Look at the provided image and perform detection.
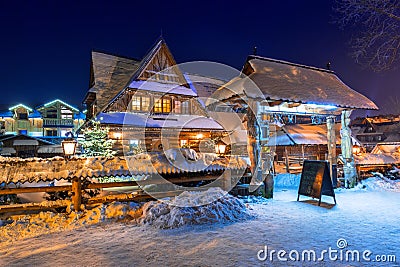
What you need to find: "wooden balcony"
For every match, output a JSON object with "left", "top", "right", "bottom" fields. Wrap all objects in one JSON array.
[{"left": 43, "top": 118, "right": 74, "bottom": 127}]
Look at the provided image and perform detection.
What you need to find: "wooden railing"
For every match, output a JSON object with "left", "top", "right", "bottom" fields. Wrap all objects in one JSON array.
[
  {"left": 43, "top": 118, "right": 74, "bottom": 127},
  {"left": 0, "top": 170, "right": 243, "bottom": 214}
]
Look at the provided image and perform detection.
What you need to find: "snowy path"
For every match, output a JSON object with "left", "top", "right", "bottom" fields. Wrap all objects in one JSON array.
[{"left": 1, "top": 188, "right": 399, "bottom": 267}]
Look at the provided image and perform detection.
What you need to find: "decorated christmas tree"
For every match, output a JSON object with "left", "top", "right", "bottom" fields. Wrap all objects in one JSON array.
[{"left": 80, "top": 120, "right": 116, "bottom": 157}]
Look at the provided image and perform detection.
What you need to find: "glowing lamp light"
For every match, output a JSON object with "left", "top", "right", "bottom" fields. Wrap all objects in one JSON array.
[
  {"left": 62, "top": 132, "right": 77, "bottom": 157},
  {"left": 352, "top": 145, "right": 361, "bottom": 155},
  {"left": 215, "top": 140, "right": 226, "bottom": 155},
  {"left": 196, "top": 133, "right": 204, "bottom": 139},
  {"left": 61, "top": 138, "right": 77, "bottom": 157},
  {"left": 114, "top": 132, "right": 122, "bottom": 140}
]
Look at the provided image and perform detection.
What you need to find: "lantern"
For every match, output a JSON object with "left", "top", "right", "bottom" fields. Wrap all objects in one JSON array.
[
  {"left": 215, "top": 140, "right": 226, "bottom": 155},
  {"left": 62, "top": 132, "right": 77, "bottom": 157}
]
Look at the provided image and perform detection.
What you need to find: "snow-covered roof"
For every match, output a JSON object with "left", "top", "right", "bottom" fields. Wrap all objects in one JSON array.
[
  {"left": 13, "top": 140, "right": 39, "bottom": 146},
  {"left": 370, "top": 143, "right": 400, "bottom": 154},
  {"left": 36, "top": 99, "right": 79, "bottom": 113},
  {"left": 97, "top": 112, "right": 224, "bottom": 130},
  {"left": 128, "top": 80, "right": 197, "bottom": 96},
  {"left": 269, "top": 123, "right": 341, "bottom": 146},
  {"left": 212, "top": 56, "right": 378, "bottom": 110},
  {"left": 0, "top": 110, "right": 13, "bottom": 118},
  {"left": 28, "top": 110, "right": 42, "bottom": 118},
  {"left": 354, "top": 153, "right": 400, "bottom": 165},
  {"left": 0, "top": 147, "right": 16, "bottom": 155},
  {"left": 74, "top": 112, "right": 86, "bottom": 120},
  {"left": 9, "top": 104, "right": 33, "bottom": 112},
  {"left": 184, "top": 73, "right": 227, "bottom": 98},
  {"left": 84, "top": 51, "right": 142, "bottom": 111},
  {"left": 0, "top": 153, "right": 247, "bottom": 184}
]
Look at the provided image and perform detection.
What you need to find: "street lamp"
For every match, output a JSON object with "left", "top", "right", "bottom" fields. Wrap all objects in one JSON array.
[
  {"left": 215, "top": 140, "right": 226, "bottom": 155},
  {"left": 352, "top": 145, "right": 362, "bottom": 155},
  {"left": 62, "top": 131, "right": 77, "bottom": 157}
]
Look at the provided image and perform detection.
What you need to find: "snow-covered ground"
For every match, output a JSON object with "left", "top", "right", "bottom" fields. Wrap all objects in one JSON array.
[{"left": 0, "top": 175, "right": 399, "bottom": 267}]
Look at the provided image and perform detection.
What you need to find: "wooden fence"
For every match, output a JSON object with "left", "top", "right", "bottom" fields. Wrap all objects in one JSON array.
[{"left": 0, "top": 155, "right": 247, "bottom": 214}]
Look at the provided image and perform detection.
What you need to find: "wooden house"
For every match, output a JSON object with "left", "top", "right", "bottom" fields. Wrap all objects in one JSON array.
[
  {"left": 0, "top": 100, "right": 85, "bottom": 145},
  {"left": 82, "top": 38, "right": 224, "bottom": 153},
  {"left": 208, "top": 55, "right": 377, "bottom": 185},
  {"left": 36, "top": 99, "right": 85, "bottom": 143},
  {"left": 351, "top": 116, "right": 400, "bottom": 152}
]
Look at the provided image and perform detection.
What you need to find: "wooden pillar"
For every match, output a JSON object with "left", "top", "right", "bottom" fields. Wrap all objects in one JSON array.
[
  {"left": 246, "top": 99, "right": 263, "bottom": 193},
  {"left": 326, "top": 116, "right": 337, "bottom": 178},
  {"left": 72, "top": 177, "right": 82, "bottom": 211},
  {"left": 340, "top": 110, "right": 357, "bottom": 187},
  {"left": 222, "top": 169, "right": 232, "bottom": 192},
  {"left": 284, "top": 146, "right": 289, "bottom": 173}
]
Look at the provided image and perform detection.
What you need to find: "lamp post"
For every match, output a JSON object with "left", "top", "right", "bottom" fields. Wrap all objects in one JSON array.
[
  {"left": 215, "top": 140, "right": 226, "bottom": 156},
  {"left": 61, "top": 132, "right": 77, "bottom": 158},
  {"left": 61, "top": 131, "right": 81, "bottom": 211}
]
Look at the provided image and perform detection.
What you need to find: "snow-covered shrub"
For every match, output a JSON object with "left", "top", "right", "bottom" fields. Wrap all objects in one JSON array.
[{"left": 139, "top": 188, "right": 253, "bottom": 229}]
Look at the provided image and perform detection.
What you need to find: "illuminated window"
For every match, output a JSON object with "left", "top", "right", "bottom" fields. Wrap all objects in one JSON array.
[
  {"left": 131, "top": 96, "right": 151, "bottom": 112},
  {"left": 180, "top": 139, "right": 188, "bottom": 147},
  {"left": 154, "top": 97, "right": 172, "bottom": 113},
  {"left": 61, "top": 108, "right": 73, "bottom": 119},
  {"left": 174, "top": 100, "right": 181, "bottom": 113},
  {"left": 131, "top": 96, "right": 141, "bottom": 111},
  {"left": 181, "top": 101, "right": 190, "bottom": 114},
  {"left": 141, "top": 96, "right": 150, "bottom": 111}
]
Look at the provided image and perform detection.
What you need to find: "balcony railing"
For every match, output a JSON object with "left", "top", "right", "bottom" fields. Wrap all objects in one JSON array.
[{"left": 43, "top": 118, "right": 74, "bottom": 127}]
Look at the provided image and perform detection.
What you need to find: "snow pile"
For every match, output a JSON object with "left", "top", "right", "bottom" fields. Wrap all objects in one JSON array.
[
  {"left": 0, "top": 201, "right": 140, "bottom": 243},
  {"left": 359, "top": 176, "right": 400, "bottom": 192},
  {"left": 140, "top": 188, "right": 253, "bottom": 229},
  {"left": 237, "top": 195, "right": 269, "bottom": 204},
  {"left": 273, "top": 173, "right": 301, "bottom": 189}
]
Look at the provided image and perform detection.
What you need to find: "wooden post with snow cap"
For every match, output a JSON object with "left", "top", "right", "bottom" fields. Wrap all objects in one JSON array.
[
  {"left": 222, "top": 168, "right": 232, "bottom": 192},
  {"left": 341, "top": 110, "right": 357, "bottom": 188},
  {"left": 326, "top": 116, "right": 337, "bottom": 180},
  {"left": 72, "top": 177, "right": 82, "bottom": 211}
]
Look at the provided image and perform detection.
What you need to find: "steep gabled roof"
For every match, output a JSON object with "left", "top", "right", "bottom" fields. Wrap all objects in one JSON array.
[
  {"left": 36, "top": 99, "right": 79, "bottom": 113},
  {"left": 86, "top": 38, "right": 192, "bottom": 115},
  {"left": 212, "top": 55, "right": 378, "bottom": 110},
  {"left": 84, "top": 51, "right": 141, "bottom": 111}
]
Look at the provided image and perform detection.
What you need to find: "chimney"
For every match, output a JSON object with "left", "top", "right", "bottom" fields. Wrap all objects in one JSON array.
[
  {"left": 253, "top": 46, "right": 257, "bottom": 56},
  {"left": 326, "top": 62, "right": 331, "bottom": 70}
]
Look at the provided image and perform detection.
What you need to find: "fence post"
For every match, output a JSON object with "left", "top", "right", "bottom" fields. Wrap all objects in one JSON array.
[
  {"left": 72, "top": 177, "right": 82, "bottom": 211},
  {"left": 222, "top": 169, "right": 232, "bottom": 192}
]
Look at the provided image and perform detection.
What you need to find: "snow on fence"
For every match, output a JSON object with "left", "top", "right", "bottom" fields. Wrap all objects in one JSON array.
[{"left": 0, "top": 154, "right": 247, "bottom": 214}]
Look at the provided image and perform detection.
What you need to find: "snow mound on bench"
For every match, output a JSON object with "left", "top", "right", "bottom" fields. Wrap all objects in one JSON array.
[{"left": 140, "top": 188, "right": 253, "bottom": 229}]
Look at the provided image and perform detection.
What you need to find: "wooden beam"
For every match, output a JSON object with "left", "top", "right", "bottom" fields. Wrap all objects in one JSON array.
[
  {"left": 0, "top": 200, "right": 69, "bottom": 214},
  {"left": 0, "top": 185, "right": 72, "bottom": 195}
]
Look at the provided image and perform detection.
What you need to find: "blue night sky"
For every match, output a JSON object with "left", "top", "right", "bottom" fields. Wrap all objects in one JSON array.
[{"left": 0, "top": 0, "right": 399, "bottom": 116}]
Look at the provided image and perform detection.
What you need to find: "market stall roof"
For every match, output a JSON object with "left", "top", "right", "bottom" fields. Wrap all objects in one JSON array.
[
  {"left": 212, "top": 56, "right": 378, "bottom": 110},
  {"left": 97, "top": 112, "right": 224, "bottom": 130},
  {"left": 13, "top": 140, "right": 39, "bottom": 146},
  {"left": 371, "top": 143, "right": 400, "bottom": 154},
  {"left": 354, "top": 153, "right": 400, "bottom": 165},
  {"left": 0, "top": 153, "right": 247, "bottom": 184},
  {"left": 268, "top": 123, "right": 342, "bottom": 146}
]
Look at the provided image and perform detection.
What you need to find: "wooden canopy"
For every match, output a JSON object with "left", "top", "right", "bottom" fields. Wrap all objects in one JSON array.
[{"left": 212, "top": 56, "right": 378, "bottom": 110}]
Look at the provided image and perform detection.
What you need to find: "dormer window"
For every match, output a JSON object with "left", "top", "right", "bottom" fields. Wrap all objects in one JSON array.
[
  {"left": 130, "top": 96, "right": 150, "bottom": 112},
  {"left": 154, "top": 97, "right": 171, "bottom": 113}
]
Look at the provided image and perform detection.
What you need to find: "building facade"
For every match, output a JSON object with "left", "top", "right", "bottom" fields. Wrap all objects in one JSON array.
[
  {"left": 0, "top": 99, "right": 85, "bottom": 144},
  {"left": 82, "top": 38, "right": 225, "bottom": 154}
]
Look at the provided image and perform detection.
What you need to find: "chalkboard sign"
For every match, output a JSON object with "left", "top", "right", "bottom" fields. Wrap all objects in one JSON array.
[{"left": 297, "top": 160, "right": 336, "bottom": 206}]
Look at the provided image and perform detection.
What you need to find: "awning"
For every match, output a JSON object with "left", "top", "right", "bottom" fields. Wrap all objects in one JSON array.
[{"left": 13, "top": 140, "right": 39, "bottom": 146}]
